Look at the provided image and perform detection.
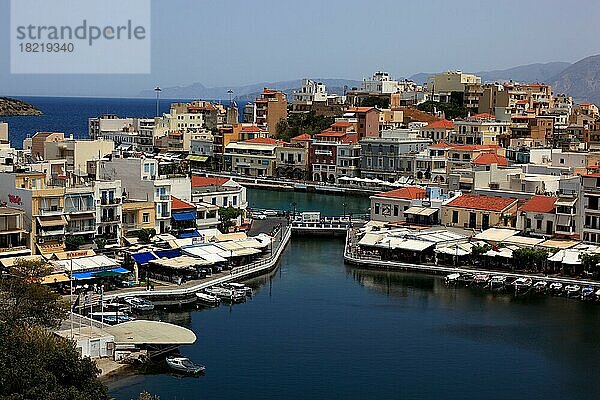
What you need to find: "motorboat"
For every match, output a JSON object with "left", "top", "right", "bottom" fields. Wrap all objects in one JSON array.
[
  {"left": 457, "top": 274, "right": 474, "bottom": 286},
  {"left": 488, "top": 275, "right": 508, "bottom": 290},
  {"left": 533, "top": 281, "right": 548, "bottom": 293},
  {"left": 166, "top": 356, "right": 205, "bottom": 374},
  {"left": 103, "top": 301, "right": 131, "bottom": 313},
  {"left": 580, "top": 285, "right": 595, "bottom": 301},
  {"left": 472, "top": 274, "right": 490, "bottom": 286},
  {"left": 548, "top": 282, "right": 563, "bottom": 294},
  {"left": 196, "top": 292, "right": 220, "bottom": 307},
  {"left": 445, "top": 273, "right": 461, "bottom": 284},
  {"left": 89, "top": 311, "right": 134, "bottom": 325},
  {"left": 124, "top": 297, "right": 155, "bottom": 311},
  {"left": 565, "top": 284, "right": 581, "bottom": 298},
  {"left": 205, "top": 287, "right": 246, "bottom": 303},
  {"left": 222, "top": 282, "right": 253, "bottom": 296},
  {"left": 513, "top": 277, "right": 533, "bottom": 294}
]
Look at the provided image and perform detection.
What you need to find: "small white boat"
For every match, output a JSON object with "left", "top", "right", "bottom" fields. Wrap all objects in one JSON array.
[
  {"left": 533, "top": 281, "right": 548, "bottom": 293},
  {"left": 445, "top": 273, "right": 461, "bottom": 284},
  {"left": 565, "top": 284, "right": 581, "bottom": 298},
  {"left": 549, "top": 282, "right": 563, "bottom": 294},
  {"left": 222, "top": 282, "right": 253, "bottom": 296},
  {"left": 166, "top": 356, "right": 205, "bottom": 374},
  {"left": 489, "top": 275, "right": 508, "bottom": 290},
  {"left": 513, "top": 277, "right": 533, "bottom": 294},
  {"left": 472, "top": 274, "right": 490, "bottom": 286},
  {"left": 124, "top": 297, "right": 155, "bottom": 311},
  {"left": 205, "top": 287, "right": 246, "bottom": 303},
  {"left": 196, "top": 292, "right": 220, "bottom": 306},
  {"left": 581, "top": 285, "right": 595, "bottom": 300},
  {"left": 89, "top": 311, "right": 134, "bottom": 325}
]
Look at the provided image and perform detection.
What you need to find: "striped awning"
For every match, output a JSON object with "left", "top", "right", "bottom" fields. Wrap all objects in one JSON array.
[{"left": 185, "top": 155, "right": 209, "bottom": 162}]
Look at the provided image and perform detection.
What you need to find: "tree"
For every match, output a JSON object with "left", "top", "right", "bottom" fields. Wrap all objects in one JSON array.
[
  {"left": 137, "top": 228, "right": 156, "bottom": 244},
  {"left": 274, "top": 111, "right": 335, "bottom": 142},
  {"left": 360, "top": 96, "right": 389, "bottom": 108},
  {"left": 95, "top": 238, "right": 107, "bottom": 250},
  {"left": 65, "top": 235, "right": 85, "bottom": 251},
  {"left": 0, "top": 259, "right": 109, "bottom": 400},
  {"left": 512, "top": 248, "right": 549, "bottom": 272},
  {"left": 417, "top": 99, "right": 470, "bottom": 119},
  {"left": 580, "top": 253, "right": 600, "bottom": 275},
  {"left": 219, "top": 206, "right": 243, "bottom": 233}
]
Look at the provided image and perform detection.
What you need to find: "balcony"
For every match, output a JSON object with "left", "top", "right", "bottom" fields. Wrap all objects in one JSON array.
[
  {"left": 158, "top": 194, "right": 170, "bottom": 201},
  {"left": 100, "top": 197, "right": 122, "bottom": 206},
  {"left": 66, "top": 225, "right": 96, "bottom": 235},
  {"left": 64, "top": 206, "right": 95, "bottom": 214},
  {"left": 39, "top": 227, "right": 65, "bottom": 237},
  {"left": 100, "top": 215, "right": 121, "bottom": 223},
  {"left": 38, "top": 208, "right": 64, "bottom": 216}
]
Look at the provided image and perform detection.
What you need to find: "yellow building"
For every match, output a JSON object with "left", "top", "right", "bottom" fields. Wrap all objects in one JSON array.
[
  {"left": 441, "top": 194, "right": 518, "bottom": 230},
  {"left": 430, "top": 71, "right": 481, "bottom": 94},
  {"left": 122, "top": 201, "right": 156, "bottom": 238}
]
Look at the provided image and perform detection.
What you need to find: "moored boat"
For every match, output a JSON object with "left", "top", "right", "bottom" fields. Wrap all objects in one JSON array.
[
  {"left": 205, "top": 287, "right": 246, "bottom": 303},
  {"left": 513, "top": 277, "right": 533, "bottom": 294},
  {"left": 445, "top": 273, "right": 461, "bottom": 284},
  {"left": 457, "top": 273, "right": 474, "bottom": 286},
  {"left": 533, "top": 281, "right": 548, "bottom": 293},
  {"left": 472, "top": 274, "right": 490, "bottom": 286},
  {"left": 222, "top": 282, "right": 253, "bottom": 296},
  {"left": 196, "top": 292, "right": 220, "bottom": 306},
  {"left": 565, "top": 284, "right": 581, "bottom": 298},
  {"left": 548, "top": 282, "right": 563, "bottom": 294},
  {"left": 124, "top": 297, "right": 155, "bottom": 311},
  {"left": 488, "top": 275, "right": 508, "bottom": 290},
  {"left": 580, "top": 285, "right": 595, "bottom": 301},
  {"left": 166, "top": 356, "right": 205, "bottom": 374},
  {"left": 89, "top": 311, "right": 134, "bottom": 325}
]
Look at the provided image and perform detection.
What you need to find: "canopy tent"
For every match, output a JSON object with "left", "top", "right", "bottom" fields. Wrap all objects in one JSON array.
[
  {"left": 131, "top": 252, "right": 157, "bottom": 266},
  {"left": 41, "top": 273, "right": 70, "bottom": 285},
  {"left": 548, "top": 249, "right": 582, "bottom": 265},
  {"left": 55, "top": 255, "right": 119, "bottom": 272},
  {"left": 179, "top": 230, "right": 201, "bottom": 239},
  {"left": 172, "top": 211, "right": 196, "bottom": 221},
  {"left": 435, "top": 244, "right": 471, "bottom": 257},
  {"left": 185, "top": 155, "right": 209, "bottom": 162},
  {"left": 71, "top": 267, "right": 129, "bottom": 281},
  {"left": 149, "top": 255, "right": 211, "bottom": 270},
  {"left": 404, "top": 206, "right": 438, "bottom": 217},
  {"left": 484, "top": 247, "right": 514, "bottom": 259}
]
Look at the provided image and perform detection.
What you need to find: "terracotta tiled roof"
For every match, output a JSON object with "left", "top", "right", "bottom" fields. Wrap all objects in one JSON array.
[
  {"left": 331, "top": 121, "right": 354, "bottom": 128},
  {"left": 583, "top": 172, "right": 600, "bottom": 178},
  {"left": 429, "top": 142, "right": 452, "bottom": 149},
  {"left": 171, "top": 196, "right": 195, "bottom": 210},
  {"left": 240, "top": 125, "right": 265, "bottom": 133},
  {"left": 191, "top": 176, "right": 229, "bottom": 187},
  {"left": 449, "top": 144, "right": 499, "bottom": 151},
  {"left": 291, "top": 133, "right": 312, "bottom": 141},
  {"left": 347, "top": 106, "right": 377, "bottom": 113},
  {"left": 469, "top": 113, "right": 496, "bottom": 120},
  {"left": 446, "top": 194, "right": 517, "bottom": 212},
  {"left": 243, "top": 137, "right": 285, "bottom": 145},
  {"left": 316, "top": 131, "right": 346, "bottom": 138},
  {"left": 519, "top": 195, "right": 557, "bottom": 213},
  {"left": 397, "top": 107, "right": 440, "bottom": 123},
  {"left": 426, "top": 119, "right": 454, "bottom": 129},
  {"left": 473, "top": 153, "right": 508, "bottom": 167},
  {"left": 375, "top": 186, "right": 426, "bottom": 200}
]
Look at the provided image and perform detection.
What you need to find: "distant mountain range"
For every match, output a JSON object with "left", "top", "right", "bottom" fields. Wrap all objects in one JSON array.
[
  {"left": 549, "top": 54, "right": 600, "bottom": 104},
  {"left": 409, "top": 61, "right": 571, "bottom": 85},
  {"left": 139, "top": 55, "right": 600, "bottom": 105},
  {"left": 138, "top": 79, "right": 362, "bottom": 101}
]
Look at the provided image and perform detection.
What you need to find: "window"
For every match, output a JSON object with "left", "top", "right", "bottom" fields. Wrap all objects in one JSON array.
[
  {"left": 452, "top": 210, "right": 459, "bottom": 224},
  {"left": 232, "top": 196, "right": 237, "bottom": 206},
  {"left": 374, "top": 203, "right": 380, "bottom": 215},
  {"left": 211, "top": 197, "right": 216, "bottom": 205},
  {"left": 223, "top": 197, "right": 228, "bottom": 206},
  {"left": 142, "top": 213, "right": 149, "bottom": 223},
  {"left": 536, "top": 220, "right": 542, "bottom": 230},
  {"left": 526, "top": 218, "right": 532, "bottom": 229},
  {"left": 393, "top": 205, "right": 399, "bottom": 217}
]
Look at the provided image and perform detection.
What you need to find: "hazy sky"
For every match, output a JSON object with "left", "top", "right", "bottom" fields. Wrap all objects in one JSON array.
[{"left": 1, "top": 0, "right": 599, "bottom": 97}]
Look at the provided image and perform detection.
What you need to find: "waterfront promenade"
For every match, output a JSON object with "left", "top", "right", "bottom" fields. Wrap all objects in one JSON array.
[{"left": 103, "top": 224, "right": 291, "bottom": 301}]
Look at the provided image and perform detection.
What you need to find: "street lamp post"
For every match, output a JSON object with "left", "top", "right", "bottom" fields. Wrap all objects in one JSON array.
[{"left": 154, "top": 86, "right": 162, "bottom": 117}]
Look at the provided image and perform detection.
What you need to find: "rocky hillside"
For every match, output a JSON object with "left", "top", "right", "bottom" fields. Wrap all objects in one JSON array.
[
  {"left": 550, "top": 54, "right": 600, "bottom": 103},
  {"left": 0, "top": 97, "right": 42, "bottom": 116}
]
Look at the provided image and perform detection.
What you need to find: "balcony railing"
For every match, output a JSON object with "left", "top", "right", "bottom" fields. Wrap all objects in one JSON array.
[
  {"left": 100, "top": 215, "right": 121, "bottom": 223},
  {"left": 38, "top": 208, "right": 64, "bottom": 216},
  {"left": 64, "top": 206, "right": 95, "bottom": 214},
  {"left": 100, "top": 198, "right": 122, "bottom": 205}
]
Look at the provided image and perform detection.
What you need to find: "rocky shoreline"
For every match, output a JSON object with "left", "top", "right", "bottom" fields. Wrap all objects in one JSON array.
[{"left": 0, "top": 97, "right": 42, "bottom": 116}]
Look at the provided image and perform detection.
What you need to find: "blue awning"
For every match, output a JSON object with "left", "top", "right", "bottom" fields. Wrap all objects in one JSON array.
[
  {"left": 179, "top": 230, "right": 200, "bottom": 239},
  {"left": 172, "top": 211, "right": 196, "bottom": 221},
  {"left": 132, "top": 252, "right": 157, "bottom": 265},
  {"left": 72, "top": 267, "right": 130, "bottom": 280},
  {"left": 154, "top": 249, "right": 181, "bottom": 259}
]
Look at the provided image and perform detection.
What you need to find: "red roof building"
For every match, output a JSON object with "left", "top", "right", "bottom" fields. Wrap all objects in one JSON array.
[
  {"left": 191, "top": 176, "right": 229, "bottom": 187},
  {"left": 375, "top": 186, "right": 426, "bottom": 200},
  {"left": 171, "top": 196, "right": 195, "bottom": 211},
  {"left": 426, "top": 119, "right": 455, "bottom": 129},
  {"left": 445, "top": 194, "right": 517, "bottom": 212},
  {"left": 519, "top": 195, "right": 557, "bottom": 213},
  {"left": 473, "top": 153, "right": 508, "bottom": 167}
]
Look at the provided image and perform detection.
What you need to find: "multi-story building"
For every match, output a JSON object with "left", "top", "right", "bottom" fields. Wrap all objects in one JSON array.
[
  {"left": 88, "top": 115, "right": 155, "bottom": 153},
  {"left": 63, "top": 186, "right": 96, "bottom": 246},
  {"left": 414, "top": 143, "right": 449, "bottom": 185},
  {"left": 255, "top": 88, "right": 287, "bottom": 131},
  {"left": 309, "top": 131, "right": 360, "bottom": 183},
  {"left": 370, "top": 186, "right": 426, "bottom": 223},
  {"left": 516, "top": 195, "right": 557, "bottom": 237},
  {"left": 441, "top": 194, "right": 518, "bottom": 230},
  {"left": 0, "top": 206, "right": 30, "bottom": 259},
  {"left": 419, "top": 119, "right": 455, "bottom": 142},
  {"left": 451, "top": 114, "right": 510, "bottom": 146},
  {"left": 360, "top": 129, "right": 430, "bottom": 182},
  {"left": 345, "top": 107, "right": 380, "bottom": 139},
  {"left": 44, "top": 139, "right": 114, "bottom": 175},
  {"left": 94, "top": 180, "right": 123, "bottom": 245},
  {"left": 292, "top": 79, "right": 328, "bottom": 112},
  {"left": 225, "top": 137, "right": 282, "bottom": 177},
  {"left": 28, "top": 132, "right": 65, "bottom": 162},
  {"left": 275, "top": 143, "right": 308, "bottom": 180},
  {"left": 122, "top": 201, "right": 155, "bottom": 239},
  {"left": 582, "top": 172, "right": 600, "bottom": 243},
  {"left": 429, "top": 71, "right": 482, "bottom": 100},
  {"left": 190, "top": 176, "right": 247, "bottom": 229}
]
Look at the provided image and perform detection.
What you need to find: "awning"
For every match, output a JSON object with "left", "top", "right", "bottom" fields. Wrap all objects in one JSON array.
[
  {"left": 66, "top": 212, "right": 95, "bottom": 220},
  {"left": 72, "top": 267, "right": 130, "bottom": 280},
  {"left": 154, "top": 249, "right": 181, "bottom": 259},
  {"left": 132, "top": 252, "right": 157, "bottom": 265},
  {"left": 172, "top": 211, "right": 196, "bottom": 221},
  {"left": 555, "top": 198, "right": 577, "bottom": 207},
  {"left": 404, "top": 206, "right": 438, "bottom": 216},
  {"left": 185, "top": 155, "right": 209, "bottom": 162},
  {"left": 37, "top": 215, "right": 67, "bottom": 227},
  {"left": 41, "top": 273, "right": 70, "bottom": 284},
  {"left": 179, "top": 230, "right": 200, "bottom": 239}
]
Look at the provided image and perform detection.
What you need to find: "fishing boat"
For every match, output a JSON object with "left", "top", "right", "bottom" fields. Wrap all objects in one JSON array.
[
  {"left": 205, "top": 287, "right": 246, "bottom": 303},
  {"left": 533, "top": 281, "right": 548, "bottom": 293},
  {"left": 165, "top": 356, "right": 205, "bottom": 374},
  {"left": 457, "top": 273, "right": 474, "bottom": 286},
  {"left": 89, "top": 311, "right": 134, "bottom": 325},
  {"left": 444, "top": 273, "right": 461, "bottom": 284},
  {"left": 472, "top": 274, "right": 490, "bottom": 287},
  {"left": 580, "top": 285, "right": 595, "bottom": 301},
  {"left": 124, "top": 297, "right": 155, "bottom": 311},
  {"left": 103, "top": 302, "right": 131, "bottom": 313},
  {"left": 548, "top": 282, "right": 563, "bottom": 294},
  {"left": 195, "top": 292, "right": 220, "bottom": 307},
  {"left": 513, "top": 277, "right": 533, "bottom": 294},
  {"left": 222, "top": 282, "right": 253, "bottom": 296},
  {"left": 565, "top": 284, "right": 581, "bottom": 298},
  {"left": 488, "top": 275, "right": 508, "bottom": 290}
]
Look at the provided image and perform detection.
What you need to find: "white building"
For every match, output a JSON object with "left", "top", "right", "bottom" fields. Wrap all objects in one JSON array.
[{"left": 293, "top": 79, "right": 328, "bottom": 105}]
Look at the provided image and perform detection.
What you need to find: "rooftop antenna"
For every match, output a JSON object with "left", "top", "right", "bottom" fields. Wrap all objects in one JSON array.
[{"left": 154, "top": 86, "right": 162, "bottom": 117}]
